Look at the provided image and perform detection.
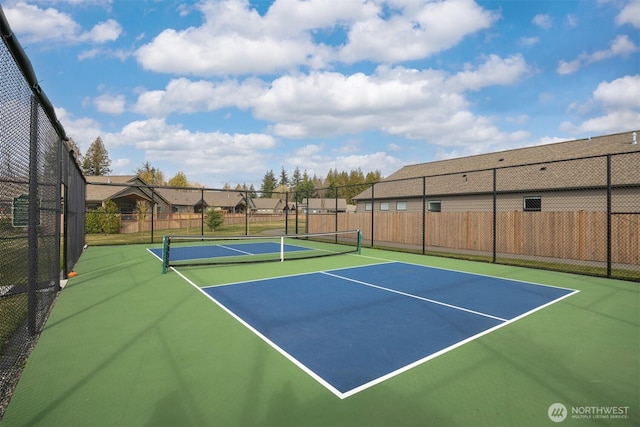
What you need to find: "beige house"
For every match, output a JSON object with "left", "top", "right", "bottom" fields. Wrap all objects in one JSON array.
[
  {"left": 353, "top": 130, "right": 640, "bottom": 213},
  {"left": 251, "top": 198, "right": 286, "bottom": 214},
  {"left": 85, "top": 178, "right": 249, "bottom": 216},
  {"left": 155, "top": 188, "right": 248, "bottom": 214},
  {"left": 299, "top": 198, "right": 352, "bottom": 214},
  {"left": 85, "top": 175, "right": 167, "bottom": 218}
]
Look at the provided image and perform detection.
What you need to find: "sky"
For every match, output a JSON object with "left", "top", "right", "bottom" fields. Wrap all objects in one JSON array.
[{"left": 2, "top": 0, "right": 639, "bottom": 189}]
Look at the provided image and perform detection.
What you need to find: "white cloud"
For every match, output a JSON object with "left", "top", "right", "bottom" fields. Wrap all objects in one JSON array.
[
  {"left": 532, "top": 13, "right": 552, "bottom": 29},
  {"left": 253, "top": 63, "right": 529, "bottom": 155},
  {"left": 93, "top": 94, "right": 126, "bottom": 115},
  {"left": 339, "top": 0, "right": 498, "bottom": 63},
  {"left": 448, "top": 54, "right": 530, "bottom": 91},
  {"left": 564, "top": 75, "right": 640, "bottom": 134},
  {"left": 519, "top": 36, "right": 539, "bottom": 46},
  {"left": 131, "top": 53, "right": 531, "bottom": 158},
  {"left": 135, "top": 0, "right": 327, "bottom": 76},
  {"left": 111, "top": 158, "right": 132, "bottom": 174},
  {"left": 565, "top": 14, "right": 578, "bottom": 28},
  {"left": 135, "top": 0, "right": 498, "bottom": 75},
  {"left": 133, "top": 77, "right": 265, "bottom": 117},
  {"left": 3, "top": 3, "right": 80, "bottom": 43},
  {"left": 102, "top": 118, "right": 278, "bottom": 182},
  {"left": 78, "top": 48, "right": 101, "bottom": 60},
  {"left": 505, "top": 115, "right": 529, "bottom": 124},
  {"left": 557, "top": 34, "right": 638, "bottom": 75},
  {"left": 286, "top": 146, "right": 402, "bottom": 179},
  {"left": 79, "top": 19, "right": 122, "bottom": 43},
  {"left": 592, "top": 75, "right": 640, "bottom": 110},
  {"left": 616, "top": 0, "right": 640, "bottom": 28},
  {"left": 54, "top": 107, "right": 103, "bottom": 152},
  {"left": 4, "top": 3, "right": 122, "bottom": 44},
  {"left": 252, "top": 68, "right": 460, "bottom": 138},
  {"left": 557, "top": 58, "right": 582, "bottom": 75},
  {"left": 577, "top": 110, "right": 640, "bottom": 134},
  {"left": 334, "top": 152, "right": 404, "bottom": 177}
]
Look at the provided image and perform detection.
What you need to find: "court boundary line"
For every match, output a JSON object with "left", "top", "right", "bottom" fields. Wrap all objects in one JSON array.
[
  {"left": 150, "top": 245, "right": 579, "bottom": 295},
  {"left": 356, "top": 253, "right": 580, "bottom": 293},
  {"left": 199, "top": 260, "right": 397, "bottom": 289},
  {"left": 151, "top": 249, "right": 581, "bottom": 399},
  {"left": 217, "top": 244, "right": 254, "bottom": 255},
  {"left": 343, "top": 286, "right": 580, "bottom": 398},
  {"left": 170, "top": 266, "right": 346, "bottom": 399},
  {"left": 320, "top": 270, "right": 509, "bottom": 322}
]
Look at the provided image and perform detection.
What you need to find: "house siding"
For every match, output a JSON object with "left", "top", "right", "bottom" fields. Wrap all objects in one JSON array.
[{"left": 331, "top": 131, "right": 640, "bottom": 273}]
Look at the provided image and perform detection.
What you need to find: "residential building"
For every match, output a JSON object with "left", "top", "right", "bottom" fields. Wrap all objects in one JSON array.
[{"left": 353, "top": 130, "right": 640, "bottom": 213}]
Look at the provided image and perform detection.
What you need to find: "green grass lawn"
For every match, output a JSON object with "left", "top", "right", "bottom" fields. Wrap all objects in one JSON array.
[{"left": 85, "top": 219, "right": 306, "bottom": 246}]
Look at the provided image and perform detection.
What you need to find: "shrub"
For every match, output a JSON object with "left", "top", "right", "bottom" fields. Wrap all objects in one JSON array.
[
  {"left": 205, "top": 208, "right": 224, "bottom": 231},
  {"left": 85, "top": 199, "right": 120, "bottom": 234}
]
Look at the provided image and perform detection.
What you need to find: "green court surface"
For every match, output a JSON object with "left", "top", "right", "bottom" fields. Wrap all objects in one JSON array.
[{"left": 2, "top": 244, "right": 638, "bottom": 426}]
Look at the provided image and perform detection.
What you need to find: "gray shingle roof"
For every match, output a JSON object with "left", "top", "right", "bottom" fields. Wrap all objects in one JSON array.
[
  {"left": 298, "top": 198, "right": 349, "bottom": 210},
  {"left": 85, "top": 176, "right": 149, "bottom": 202},
  {"left": 156, "top": 188, "right": 246, "bottom": 209},
  {"left": 355, "top": 130, "right": 640, "bottom": 199}
]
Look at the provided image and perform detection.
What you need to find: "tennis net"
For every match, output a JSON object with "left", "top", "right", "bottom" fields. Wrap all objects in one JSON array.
[{"left": 161, "top": 229, "right": 362, "bottom": 273}]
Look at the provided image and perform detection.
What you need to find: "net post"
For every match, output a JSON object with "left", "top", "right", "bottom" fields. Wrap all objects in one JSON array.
[
  {"left": 357, "top": 229, "right": 362, "bottom": 255},
  {"left": 280, "top": 236, "right": 285, "bottom": 262},
  {"left": 162, "top": 235, "right": 169, "bottom": 274}
]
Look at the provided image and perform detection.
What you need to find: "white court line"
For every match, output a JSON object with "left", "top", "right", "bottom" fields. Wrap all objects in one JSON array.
[
  {"left": 217, "top": 244, "right": 254, "bottom": 255},
  {"left": 170, "top": 266, "right": 345, "bottom": 399},
  {"left": 166, "top": 260, "right": 579, "bottom": 400},
  {"left": 320, "top": 271, "right": 509, "bottom": 322}
]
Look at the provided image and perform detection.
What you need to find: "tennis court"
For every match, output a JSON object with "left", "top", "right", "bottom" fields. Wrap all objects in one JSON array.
[
  {"left": 2, "top": 238, "right": 638, "bottom": 426},
  {"left": 179, "top": 260, "right": 577, "bottom": 398}
]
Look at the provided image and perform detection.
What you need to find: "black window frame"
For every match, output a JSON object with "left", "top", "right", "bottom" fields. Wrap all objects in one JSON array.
[
  {"left": 523, "top": 196, "right": 542, "bottom": 212},
  {"left": 427, "top": 200, "right": 441, "bottom": 212}
]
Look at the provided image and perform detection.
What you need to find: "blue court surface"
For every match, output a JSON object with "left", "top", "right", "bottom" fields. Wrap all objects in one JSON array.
[
  {"left": 198, "top": 262, "right": 578, "bottom": 399},
  {"left": 148, "top": 241, "right": 309, "bottom": 261}
]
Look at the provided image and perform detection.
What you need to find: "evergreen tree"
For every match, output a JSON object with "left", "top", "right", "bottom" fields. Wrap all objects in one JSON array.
[
  {"left": 248, "top": 184, "right": 257, "bottom": 199},
  {"left": 260, "top": 170, "right": 277, "bottom": 198},
  {"left": 296, "top": 171, "right": 315, "bottom": 202},
  {"left": 273, "top": 183, "right": 289, "bottom": 196},
  {"left": 365, "top": 170, "right": 382, "bottom": 183},
  {"left": 82, "top": 136, "right": 111, "bottom": 176},
  {"left": 289, "top": 167, "right": 302, "bottom": 195},
  {"left": 279, "top": 166, "right": 289, "bottom": 187},
  {"left": 312, "top": 174, "right": 325, "bottom": 198}
]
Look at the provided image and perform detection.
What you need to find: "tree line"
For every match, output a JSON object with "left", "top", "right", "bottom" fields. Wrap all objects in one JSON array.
[
  {"left": 75, "top": 136, "right": 381, "bottom": 203},
  {"left": 255, "top": 166, "right": 381, "bottom": 203}
]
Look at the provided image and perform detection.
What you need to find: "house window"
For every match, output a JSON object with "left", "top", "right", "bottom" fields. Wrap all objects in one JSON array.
[
  {"left": 396, "top": 201, "right": 407, "bottom": 211},
  {"left": 380, "top": 202, "right": 390, "bottom": 211},
  {"left": 524, "top": 196, "right": 542, "bottom": 212},
  {"left": 365, "top": 202, "right": 373, "bottom": 211},
  {"left": 428, "top": 200, "right": 441, "bottom": 212}
]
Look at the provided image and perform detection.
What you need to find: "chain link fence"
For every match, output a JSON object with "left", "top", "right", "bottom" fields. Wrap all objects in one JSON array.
[
  {"left": 308, "top": 151, "right": 639, "bottom": 282},
  {"left": 0, "top": 7, "right": 85, "bottom": 418},
  {"left": 82, "top": 150, "right": 638, "bottom": 283}
]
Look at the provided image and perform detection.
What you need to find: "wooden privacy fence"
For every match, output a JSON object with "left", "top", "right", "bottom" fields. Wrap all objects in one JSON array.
[
  {"left": 308, "top": 211, "right": 639, "bottom": 265},
  {"left": 119, "top": 213, "right": 299, "bottom": 234}
]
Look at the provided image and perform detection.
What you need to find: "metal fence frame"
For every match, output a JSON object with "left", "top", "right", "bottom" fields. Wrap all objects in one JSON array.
[
  {"left": 0, "top": 6, "right": 86, "bottom": 418},
  {"left": 306, "top": 151, "right": 639, "bottom": 282}
]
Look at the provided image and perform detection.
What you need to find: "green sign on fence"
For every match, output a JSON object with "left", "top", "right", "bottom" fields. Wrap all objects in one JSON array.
[{"left": 12, "top": 194, "right": 29, "bottom": 227}]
